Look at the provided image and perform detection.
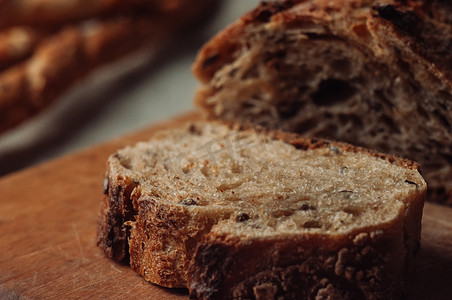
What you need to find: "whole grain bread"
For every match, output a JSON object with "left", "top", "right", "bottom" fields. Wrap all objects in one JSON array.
[
  {"left": 192, "top": 0, "right": 452, "bottom": 205},
  {"left": 97, "top": 121, "right": 426, "bottom": 299}
]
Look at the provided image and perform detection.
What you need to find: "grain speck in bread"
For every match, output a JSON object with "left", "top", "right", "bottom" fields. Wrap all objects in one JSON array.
[
  {"left": 192, "top": 0, "right": 452, "bottom": 205},
  {"left": 97, "top": 121, "right": 426, "bottom": 299}
]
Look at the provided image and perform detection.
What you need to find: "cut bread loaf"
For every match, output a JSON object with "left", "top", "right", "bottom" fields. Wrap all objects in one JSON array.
[
  {"left": 98, "top": 121, "right": 426, "bottom": 299},
  {"left": 192, "top": 0, "right": 452, "bottom": 205}
]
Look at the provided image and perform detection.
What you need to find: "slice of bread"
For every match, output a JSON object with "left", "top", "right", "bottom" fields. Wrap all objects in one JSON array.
[
  {"left": 97, "top": 121, "right": 426, "bottom": 299},
  {"left": 192, "top": 0, "right": 452, "bottom": 205}
]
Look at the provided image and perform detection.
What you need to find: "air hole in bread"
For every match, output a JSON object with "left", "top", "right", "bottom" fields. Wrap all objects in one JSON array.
[
  {"left": 299, "top": 203, "right": 316, "bottom": 210},
  {"left": 311, "top": 79, "right": 356, "bottom": 106},
  {"left": 236, "top": 212, "right": 250, "bottom": 222},
  {"left": 441, "top": 153, "right": 452, "bottom": 165}
]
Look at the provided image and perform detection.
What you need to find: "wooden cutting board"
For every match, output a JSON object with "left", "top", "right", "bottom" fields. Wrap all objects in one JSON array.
[{"left": 0, "top": 112, "right": 451, "bottom": 300}]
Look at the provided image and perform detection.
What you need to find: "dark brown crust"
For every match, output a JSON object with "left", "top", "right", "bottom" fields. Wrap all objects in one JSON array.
[
  {"left": 189, "top": 227, "right": 404, "bottom": 300},
  {"left": 97, "top": 168, "right": 137, "bottom": 263},
  {"left": 194, "top": 0, "right": 452, "bottom": 101},
  {"left": 194, "top": 0, "right": 452, "bottom": 86},
  {"left": 371, "top": 1, "right": 452, "bottom": 85},
  {"left": 192, "top": 1, "right": 299, "bottom": 83},
  {"left": 242, "top": 0, "right": 298, "bottom": 24},
  {"left": 191, "top": 24, "right": 242, "bottom": 84}
]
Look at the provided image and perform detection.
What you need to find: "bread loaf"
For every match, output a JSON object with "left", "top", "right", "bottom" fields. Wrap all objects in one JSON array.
[
  {"left": 97, "top": 121, "right": 426, "bottom": 299},
  {"left": 192, "top": 0, "right": 452, "bottom": 205}
]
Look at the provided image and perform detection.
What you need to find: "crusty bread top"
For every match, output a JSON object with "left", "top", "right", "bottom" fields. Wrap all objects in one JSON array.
[
  {"left": 193, "top": 0, "right": 452, "bottom": 86},
  {"left": 111, "top": 122, "right": 425, "bottom": 238}
]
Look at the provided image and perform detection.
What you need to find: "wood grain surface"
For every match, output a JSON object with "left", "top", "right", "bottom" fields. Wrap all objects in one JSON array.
[{"left": 0, "top": 112, "right": 451, "bottom": 300}]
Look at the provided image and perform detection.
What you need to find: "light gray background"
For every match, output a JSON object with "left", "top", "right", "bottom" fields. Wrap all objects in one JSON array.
[{"left": 0, "top": 1, "right": 260, "bottom": 175}]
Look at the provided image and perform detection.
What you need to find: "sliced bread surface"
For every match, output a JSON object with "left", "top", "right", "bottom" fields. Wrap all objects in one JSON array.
[
  {"left": 97, "top": 121, "right": 425, "bottom": 299},
  {"left": 192, "top": 0, "right": 452, "bottom": 205}
]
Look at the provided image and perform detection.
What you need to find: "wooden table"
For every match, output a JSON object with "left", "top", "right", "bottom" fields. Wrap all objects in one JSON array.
[{"left": 1, "top": 113, "right": 451, "bottom": 299}]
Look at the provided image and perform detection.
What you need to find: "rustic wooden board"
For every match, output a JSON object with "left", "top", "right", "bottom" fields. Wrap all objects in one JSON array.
[{"left": 0, "top": 112, "right": 451, "bottom": 300}]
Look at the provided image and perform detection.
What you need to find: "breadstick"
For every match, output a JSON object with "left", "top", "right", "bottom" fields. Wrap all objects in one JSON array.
[
  {"left": 0, "top": 0, "right": 161, "bottom": 28},
  {"left": 0, "top": 27, "right": 45, "bottom": 71},
  {"left": 0, "top": 16, "right": 164, "bottom": 133},
  {"left": 0, "top": 0, "right": 215, "bottom": 133}
]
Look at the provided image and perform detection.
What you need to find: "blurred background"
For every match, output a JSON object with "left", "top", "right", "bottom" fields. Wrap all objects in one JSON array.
[{"left": 0, "top": 0, "right": 260, "bottom": 176}]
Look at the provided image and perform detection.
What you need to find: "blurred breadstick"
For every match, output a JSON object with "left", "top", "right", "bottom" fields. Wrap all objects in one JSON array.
[
  {"left": 0, "top": 0, "right": 216, "bottom": 133},
  {"left": 0, "top": 0, "right": 165, "bottom": 29},
  {"left": 0, "top": 27, "right": 45, "bottom": 71},
  {"left": 0, "top": 0, "right": 212, "bottom": 70},
  {"left": 0, "top": 16, "right": 164, "bottom": 133}
]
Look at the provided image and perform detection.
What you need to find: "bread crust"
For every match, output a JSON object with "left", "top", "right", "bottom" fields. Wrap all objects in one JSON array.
[
  {"left": 97, "top": 121, "right": 426, "bottom": 298},
  {"left": 97, "top": 161, "right": 138, "bottom": 263},
  {"left": 128, "top": 193, "right": 222, "bottom": 287},
  {"left": 192, "top": 0, "right": 452, "bottom": 205},
  {"left": 190, "top": 226, "right": 404, "bottom": 299}
]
